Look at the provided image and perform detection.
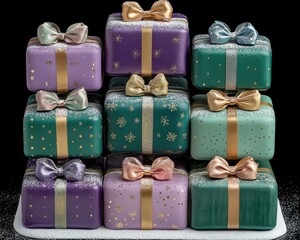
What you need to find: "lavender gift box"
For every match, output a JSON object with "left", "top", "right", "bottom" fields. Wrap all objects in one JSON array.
[
  {"left": 105, "top": 2, "right": 189, "bottom": 77},
  {"left": 103, "top": 154, "right": 188, "bottom": 230},
  {"left": 21, "top": 158, "right": 103, "bottom": 229},
  {"left": 26, "top": 22, "right": 102, "bottom": 93}
]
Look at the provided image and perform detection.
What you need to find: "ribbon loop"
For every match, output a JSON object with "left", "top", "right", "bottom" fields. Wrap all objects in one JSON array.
[
  {"left": 122, "top": 0, "right": 173, "bottom": 22},
  {"left": 207, "top": 89, "right": 261, "bottom": 111},
  {"left": 122, "top": 157, "right": 174, "bottom": 181},
  {"left": 206, "top": 156, "right": 258, "bottom": 180},
  {"left": 35, "top": 158, "right": 86, "bottom": 181},
  {"left": 209, "top": 20, "right": 258, "bottom": 46},
  {"left": 37, "top": 22, "right": 88, "bottom": 45},
  {"left": 126, "top": 73, "right": 169, "bottom": 96},
  {"left": 36, "top": 87, "right": 89, "bottom": 111}
]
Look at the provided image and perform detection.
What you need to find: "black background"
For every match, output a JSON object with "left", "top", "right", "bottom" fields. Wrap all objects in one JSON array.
[{"left": 1, "top": 1, "right": 299, "bottom": 239}]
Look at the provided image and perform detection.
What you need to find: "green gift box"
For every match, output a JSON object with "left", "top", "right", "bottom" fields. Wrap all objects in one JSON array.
[
  {"left": 190, "top": 94, "right": 275, "bottom": 160},
  {"left": 104, "top": 76, "right": 190, "bottom": 154},
  {"left": 189, "top": 159, "right": 278, "bottom": 230},
  {"left": 191, "top": 22, "right": 272, "bottom": 91},
  {"left": 23, "top": 92, "right": 102, "bottom": 159}
]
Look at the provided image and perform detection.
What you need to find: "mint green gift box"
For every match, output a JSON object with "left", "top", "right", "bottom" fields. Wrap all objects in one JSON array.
[
  {"left": 104, "top": 77, "right": 190, "bottom": 154},
  {"left": 190, "top": 94, "right": 275, "bottom": 160},
  {"left": 23, "top": 94, "right": 102, "bottom": 159},
  {"left": 189, "top": 159, "right": 278, "bottom": 230},
  {"left": 191, "top": 34, "right": 272, "bottom": 91}
]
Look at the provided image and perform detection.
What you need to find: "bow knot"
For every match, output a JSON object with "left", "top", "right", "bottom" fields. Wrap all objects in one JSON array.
[
  {"left": 36, "top": 87, "right": 88, "bottom": 111},
  {"left": 122, "top": 0, "right": 173, "bottom": 22},
  {"left": 37, "top": 22, "right": 88, "bottom": 45},
  {"left": 207, "top": 89, "right": 261, "bottom": 111},
  {"left": 35, "top": 158, "right": 86, "bottom": 181},
  {"left": 126, "top": 73, "right": 168, "bottom": 96},
  {"left": 207, "top": 156, "right": 258, "bottom": 180},
  {"left": 122, "top": 157, "right": 174, "bottom": 181},
  {"left": 209, "top": 20, "right": 258, "bottom": 46}
]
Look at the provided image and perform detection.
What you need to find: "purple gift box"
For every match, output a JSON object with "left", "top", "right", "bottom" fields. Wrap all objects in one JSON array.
[
  {"left": 26, "top": 31, "right": 102, "bottom": 93},
  {"left": 21, "top": 158, "right": 103, "bottom": 229},
  {"left": 105, "top": 13, "right": 189, "bottom": 77},
  {"left": 103, "top": 154, "right": 188, "bottom": 230}
]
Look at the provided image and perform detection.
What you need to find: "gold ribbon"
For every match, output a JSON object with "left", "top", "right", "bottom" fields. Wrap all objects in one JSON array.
[
  {"left": 126, "top": 73, "right": 168, "bottom": 96},
  {"left": 227, "top": 107, "right": 238, "bottom": 159},
  {"left": 56, "top": 47, "right": 68, "bottom": 93},
  {"left": 141, "top": 177, "right": 153, "bottom": 229},
  {"left": 55, "top": 178, "right": 67, "bottom": 228},
  {"left": 207, "top": 156, "right": 258, "bottom": 229},
  {"left": 122, "top": 1, "right": 173, "bottom": 22},
  {"left": 56, "top": 108, "right": 68, "bottom": 159},
  {"left": 142, "top": 26, "right": 152, "bottom": 76},
  {"left": 207, "top": 90, "right": 261, "bottom": 112}
]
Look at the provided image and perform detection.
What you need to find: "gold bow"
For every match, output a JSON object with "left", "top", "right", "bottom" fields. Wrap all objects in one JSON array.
[
  {"left": 207, "top": 156, "right": 258, "bottom": 180},
  {"left": 37, "top": 22, "right": 88, "bottom": 45},
  {"left": 36, "top": 87, "right": 88, "bottom": 111},
  {"left": 122, "top": 0, "right": 173, "bottom": 22},
  {"left": 207, "top": 89, "right": 261, "bottom": 111},
  {"left": 122, "top": 157, "right": 174, "bottom": 181},
  {"left": 126, "top": 73, "right": 168, "bottom": 96}
]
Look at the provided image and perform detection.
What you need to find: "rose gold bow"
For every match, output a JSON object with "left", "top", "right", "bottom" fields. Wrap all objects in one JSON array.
[
  {"left": 122, "top": 0, "right": 173, "bottom": 22},
  {"left": 206, "top": 156, "right": 258, "bottom": 180},
  {"left": 122, "top": 157, "right": 174, "bottom": 181},
  {"left": 207, "top": 89, "right": 261, "bottom": 111}
]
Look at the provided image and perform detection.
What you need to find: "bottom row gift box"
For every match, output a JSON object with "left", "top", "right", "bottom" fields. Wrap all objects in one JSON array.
[{"left": 21, "top": 155, "right": 278, "bottom": 230}]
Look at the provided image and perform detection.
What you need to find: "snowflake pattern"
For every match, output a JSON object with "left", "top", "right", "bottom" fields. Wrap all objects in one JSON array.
[
  {"left": 132, "top": 49, "right": 141, "bottom": 59},
  {"left": 168, "top": 102, "right": 177, "bottom": 112},
  {"left": 113, "top": 61, "right": 120, "bottom": 70},
  {"left": 180, "top": 112, "right": 185, "bottom": 118},
  {"left": 134, "top": 118, "right": 140, "bottom": 124},
  {"left": 124, "top": 132, "right": 136, "bottom": 143},
  {"left": 114, "top": 34, "right": 123, "bottom": 42},
  {"left": 110, "top": 132, "right": 117, "bottom": 140},
  {"left": 177, "top": 121, "right": 183, "bottom": 128},
  {"left": 123, "top": 145, "right": 127, "bottom": 149},
  {"left": 153, "top": 49, "right": 162, "bottom": 58},
  {"left": 166, "top": 132, "right": 177, "bottom": 142},
  {"left": 157, "top": 133, "right": 161, "bottom": 138},
  {"left": 160, "top": 116, "right": 170, "bottom": 126},
  {"left": 129, "top": 106, "right": 135, "bottom": 111},
  {"left": 116, "top": 117, "right": 127, "bottom": 128},
  {"left": 170, "top": 64, "right": 177, "bottom": 73},
  {"left": 106, "top": 102, "right": 117, "bottom": 111},
  {"left": 107, "top": 143, "right": 114, "bottom": 151},
  {"left": 182, "top": 133, "right": 188, "bottom": 139},
  {"left": 171, "top": 37, "right": 181, "bottom": 45}
]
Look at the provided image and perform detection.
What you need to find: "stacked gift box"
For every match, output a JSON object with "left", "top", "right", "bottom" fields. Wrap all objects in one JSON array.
[{"left": 19, "top": 0, "right": 278, "bottom": 233}]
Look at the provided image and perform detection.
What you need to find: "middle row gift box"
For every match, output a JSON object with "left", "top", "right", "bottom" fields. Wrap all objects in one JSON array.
[
  {"left": 23, "top": 89, "right": 103, "bottom": 159},
  {"left": 104, "top": 75, "right": 190, "bottom": 154}
]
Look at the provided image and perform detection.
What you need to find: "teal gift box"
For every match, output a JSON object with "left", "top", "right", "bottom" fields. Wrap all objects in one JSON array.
[
  {"left": 189, "top": 159, "right": 278, "bottom": 230},
  {"left": 191, "top": 21, "right": 272, "bottom": 91},
  {"left": 104, "top": 75, "right": 190, "bottom": 154},
  {"left": 23, "top": 91, "right": 102, "bottom": 159},
  {"left": 190, "top": 93, "right": 275, "bottom": 160}
]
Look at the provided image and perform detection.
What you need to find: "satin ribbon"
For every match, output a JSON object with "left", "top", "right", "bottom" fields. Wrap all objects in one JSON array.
[
  {"left": 207, "top": 156, "right": 258, "bottom": 180},
  {"left": 207, "top": 156, "right": 258, "bottom": 229},
  {"left": 126, "top": 73, "right": 168, "bottom": 96},
  {"left": 35, "top": 158, "right": 86, "bottom": 181},
  {"left": 122, "top": 0, "right": 173, "bottom": 22},
  {"left": 122, "top": 156, "right": 174, "bottom": 180},
  {"left": 209, "top": 20, "right": 258, "bottom": 45},
  {"left": 36, "top": 87, "right": 88, "bottom": 111},
  {"left": 207, "top": 89, "right": 261, "bottom": 112},
  {"left": 37, "top": 22, "right": 88, "bottom": 45}
]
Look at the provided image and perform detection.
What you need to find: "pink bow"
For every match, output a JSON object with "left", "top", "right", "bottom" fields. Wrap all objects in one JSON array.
[
  {"left": 122, "top": 157, "right": 174, "bottom": 181},
  {"left": 206, "top": 156, "right": 258, "bottom": 180}
]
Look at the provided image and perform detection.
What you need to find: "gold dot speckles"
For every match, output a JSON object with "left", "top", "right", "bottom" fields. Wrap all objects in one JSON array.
[
  {"left": 76, "top": 214, "right": 79, "bottom": 218},
  {"left": 76, "top": 205, "right": 79, "bottom": 209},
  {"left": 91, "top": 75, "right": 95, "bottom": 79},
  {"left": 45, "top": 60, "right": 53, "bottom": 65},
  {"left": 76, "top": 196, "right": 79, "bottom": 199},
  {"left": 30, "top": 126, "right": 34, "bottom": 129},
  {"left": 158, "top": 213, "right": 165, "bottom": 219},
  {"left": 30, "top": 76, "right": 35, "bottom": 80},
  {"left": 171, "top": 224, "right": 178, "bottom": 229},
  {"left": 247, "top": 66, "right": 250, "bottom": 69},
  {"left": 31, "top": 69, "right": 35, "bottom": 73},
  {"left": 109, "top": 200, "right": 112, "bottom": 204},
  {"left": 42, "top": 147, "right": 46, "bottom": 151},
  {"left": 30, "top": 214, "right": 33, "bottom": 218},
  {"left": 42, "top": 125, "right": 45, "bottom": 128},
  {"left": 71, "top": 140, "right": 74, "bottom": 144},
  {"left": 43, "top": 196, "right": 47, "bottom": 199},
  {"left": 268, "top": 67, "right": 271, "bottom": 71},
  {"left": 202, "top": 83, "right": 206, "bottom": 86},
  {"left": 30, "top": 135, "right": 34, "bottom": 140},
  {"left": 79, "top": 122, "right": 83, "bottom": 126},
  {"left": 116, "top": 222, "right": 124, "bottom": 228},
  {"left": 113, "top": 61, "right": 120, "bottom": 70},
  {"left": 29, "top": 204, "right": 33, "bottom": 208},
  {"left": 30, "top": 146, "right": 34, "bottom": 150},
  {"left": 41, "top": 137, "right": 45, "bottom": 141},
  {"left": 254, "top": 68, "right": 257, "bottom": 71},
  {"left": 79, "top": 134, "right": 83, "bottom": 138},
  {"left": 79, "top": 145, "right": 83, "bottom": 149},
  {"left": 48, "top": 130, "right": 52, "bottom": 134},
  {"left": 90, "top": 214, "right": 93, "bottom": 218},
  {"left": 89, "top": 134, "right": 93, "bottom": 138},
  {"left": 207, "top": 57, "right": 210, "bottom": 60},
  {"left": 254, "top": 81, "right": 257, "bottom": 86},
  {"left": 44, "top": 215, "right": 47, "bottom": 218},
  {"left": 195, "top": 60, "right": 199, "bottom": 64},
  {"left": 45, "top": 82, "right": 48, "bottom": 87},
  {"left": 206, "top": 72, "right": 210, "bottom": 76},
  {"left": 114, "top": 217, "right": 118, "bottom": 221},
  {"left": 108, "top": 205, "right": 111, "bottom": 209},
  {"left": 219, "top": 64, "right": 222, "bottom": 67},
  {"left": 181, "top": 189, "right": 184, "bottom": 192},
  {"left": 90, "top": 144, "right": 94, "bottom": 148},
  {"left": 115, "top": 206, "right": 122, "bottom": 212},
  {"left": 153, "top": 224, "right": 157, "bottom": 227},
  {"left": 128, "top": 211, "right": 137, "bottom": 218},
  {"left": 89, "top": 126, "right": 93, "bottom": 129}
]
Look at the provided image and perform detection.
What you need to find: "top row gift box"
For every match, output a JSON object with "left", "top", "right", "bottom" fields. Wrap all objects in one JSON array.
[{"left": 26, "top": 0, "right": 272, "bottom": 93}]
